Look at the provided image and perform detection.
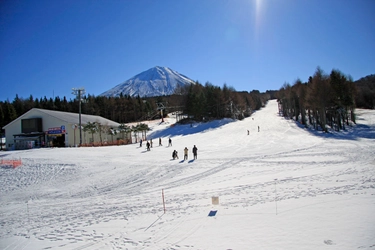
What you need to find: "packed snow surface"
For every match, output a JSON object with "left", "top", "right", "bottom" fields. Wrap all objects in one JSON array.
[{"left": 1, "top": 100, "right": 374, "bottom": 250}]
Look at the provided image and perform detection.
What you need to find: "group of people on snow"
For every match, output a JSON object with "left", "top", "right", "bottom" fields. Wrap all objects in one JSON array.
[
  {"left": 139, "top": 137, "right": 198, "bottom": 161},
  {"left": 141, "top": 137, "right": 170, "bottom": 149},
  {"left": 140, "top": 139, "right": 153, "bottom": 151},
  {"left": 173, "top": 145, "right": 197, "bottom": 160}
]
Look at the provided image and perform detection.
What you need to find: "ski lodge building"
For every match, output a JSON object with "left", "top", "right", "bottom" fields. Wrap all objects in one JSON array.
[{"left": 2, "top": 108, "right": 122, "bottom": 150}]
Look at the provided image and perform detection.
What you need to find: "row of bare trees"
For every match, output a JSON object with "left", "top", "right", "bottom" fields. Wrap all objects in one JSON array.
[{"left": 277, "top": 67, "right": 357, "bottom": 132}]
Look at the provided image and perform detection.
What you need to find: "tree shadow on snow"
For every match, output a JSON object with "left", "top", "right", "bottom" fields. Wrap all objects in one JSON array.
[
  {"left": 291, "top": 118, "right": 375, "bottom": 141},
  {"left": 148, "top": 118, "right": 235, "bottom": 139}
]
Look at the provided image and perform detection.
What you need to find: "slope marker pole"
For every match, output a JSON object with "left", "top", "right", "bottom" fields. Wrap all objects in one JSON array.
[
  {"left": 274, "top": 179, "right": 278, "bottom": 215},
  {"left": 162, "top": 189, "right": 166, "bottom": 214}
]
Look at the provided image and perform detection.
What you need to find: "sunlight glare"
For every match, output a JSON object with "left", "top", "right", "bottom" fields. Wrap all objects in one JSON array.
[{"left": 255, "top": 0, "right": 263, "bottom": 37}]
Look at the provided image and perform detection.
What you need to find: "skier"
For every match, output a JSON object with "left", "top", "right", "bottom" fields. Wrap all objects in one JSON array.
[
  {"left": 184, "top": 147, "right": 188, "bottom": 160},
  {"left": 159, "top": 138, "right": 162, "bottom": 146},
  {"left": 146, "top": 141, "right": 150, "bottom": 151},
  {"left": 139, "top": 139, "right": 142, "bottom": 147},
  {"left": 150, "top": 139, "right": 153, "bottom": 148},
  {"left": 168, "top": 138, "right": 172, "bottom": 147},
  {"left": 172, "top": 150, "right": 179, "bottom": 160},
  {"left": 258, "top": 126, "right": 260, "bottom": 132},
  {"left": 192, "top": 145, "right": 198, "bottom": 160}
]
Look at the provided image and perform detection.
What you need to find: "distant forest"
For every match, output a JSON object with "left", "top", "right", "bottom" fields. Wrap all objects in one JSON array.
[
  {"left": 1, "top": 70, "right": 374, "bottom": 135},
  {"left": 0, "top": 81, "right": 272, "bottom": 134},
  {"left": 277, "top": 68, "right": 375, "bottom": 132}
]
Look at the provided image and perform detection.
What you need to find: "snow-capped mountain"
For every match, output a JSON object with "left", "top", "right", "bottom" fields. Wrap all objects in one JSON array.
[{"left": 100, "top": 66, "right": 195, "bottom": 97}]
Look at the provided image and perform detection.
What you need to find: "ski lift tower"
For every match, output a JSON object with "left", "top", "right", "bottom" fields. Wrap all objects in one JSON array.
[
  {"left": 72, "top": 87, "right": 85, "bottom": 146},
  {"left": 156, "top": 102, "right": 165, "bottom": 122}
]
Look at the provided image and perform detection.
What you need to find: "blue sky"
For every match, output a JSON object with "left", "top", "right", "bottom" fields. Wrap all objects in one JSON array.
[{"left": 1, "top": 0, "right": 374, "bottom": 102}]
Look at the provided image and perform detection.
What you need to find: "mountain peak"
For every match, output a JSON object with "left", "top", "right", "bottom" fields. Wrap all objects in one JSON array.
[{"left": 100, "top": 66, "right": 195, "bottom": 97}]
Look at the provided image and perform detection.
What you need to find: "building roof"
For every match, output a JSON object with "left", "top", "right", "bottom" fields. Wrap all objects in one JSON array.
[{"left": 2, "top": 108, "right": 120, "bottom": 129}]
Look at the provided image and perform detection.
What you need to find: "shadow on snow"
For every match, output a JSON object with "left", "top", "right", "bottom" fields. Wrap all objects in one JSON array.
[
  {"left": 148, "top": 118, "right": 235, "bottom": 139},
  {"left": 291, "top": 118, "right": 375, "bottom": 140}
]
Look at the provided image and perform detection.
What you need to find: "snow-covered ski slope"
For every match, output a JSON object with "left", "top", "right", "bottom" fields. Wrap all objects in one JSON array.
[{"left": 1, "top": 100, "right": 374, "bottom": 250}]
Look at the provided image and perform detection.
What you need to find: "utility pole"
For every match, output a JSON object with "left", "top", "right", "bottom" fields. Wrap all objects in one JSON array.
[
  {"left": 72, "top": 88, "right": 85, "bottom": 146},
  {"left": 0, "top": 132, "right": 3, "bottom": 151}
]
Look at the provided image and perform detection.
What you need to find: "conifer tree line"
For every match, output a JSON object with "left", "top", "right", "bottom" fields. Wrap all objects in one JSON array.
[
  {"left": 354, "top": 74, "right": 375, "bottom": 109},
  {"left": 182, "top": 81, "right": 271, "bottom": 121},
  {"left": 1, "top": 70, "right": 372, "bottom": 136},
  {"left": 0, "top": 81, "right": 271, "bottom": 135},
  {"left": 277, "top": 67, "right": 357, "bottom": 132}
]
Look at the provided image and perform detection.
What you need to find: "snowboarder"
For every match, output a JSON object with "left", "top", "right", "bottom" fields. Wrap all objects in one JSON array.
[
  {"left": 184, "top": 147, "right": 188, "bottom": 160},
  {"left": 192, "top": 145, "right": 198, "bottom": 160},
  {"left": 168, "top": 138, "right": 172, "bottom": 147},
  {"left": 159, "top": 138, "right": 162, "bottom": 146},
  {"left": 172, "top": 150, "right": 179, "bottom": 160},
  {"left": 146, "top": 141, "right": 150, "bottom": 151}
]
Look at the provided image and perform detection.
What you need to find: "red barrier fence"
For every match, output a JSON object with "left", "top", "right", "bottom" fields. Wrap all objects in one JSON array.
[{"left": 0, "top": 158, "right": 22, "bottom": 168}]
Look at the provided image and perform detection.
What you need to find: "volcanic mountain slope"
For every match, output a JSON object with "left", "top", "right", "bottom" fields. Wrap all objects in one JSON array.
[{"left": 100, "top": 66, "right": 195, "bottom": 97}]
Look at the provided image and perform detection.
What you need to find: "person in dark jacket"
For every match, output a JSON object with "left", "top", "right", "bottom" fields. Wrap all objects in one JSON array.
[
  {"left": 192, "top": 145, "right": 198, "bottom": 159},
  {"left": 172, "top": 150, "right": 179, "bottom": 160}
]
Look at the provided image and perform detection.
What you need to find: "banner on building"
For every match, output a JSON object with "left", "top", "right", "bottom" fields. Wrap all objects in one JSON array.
[{"left": 48, "top": 126, "right": 66, "bottom": 135}]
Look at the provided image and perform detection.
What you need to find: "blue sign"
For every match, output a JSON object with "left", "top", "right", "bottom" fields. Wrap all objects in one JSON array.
[{"left": 48, "top": 126, "right": 66, "bottom": 135}]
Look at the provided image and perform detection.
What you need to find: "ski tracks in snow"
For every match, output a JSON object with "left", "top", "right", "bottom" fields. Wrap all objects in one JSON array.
[{"left": 1, "top": 101, "right": 374, "bottom": 249}]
